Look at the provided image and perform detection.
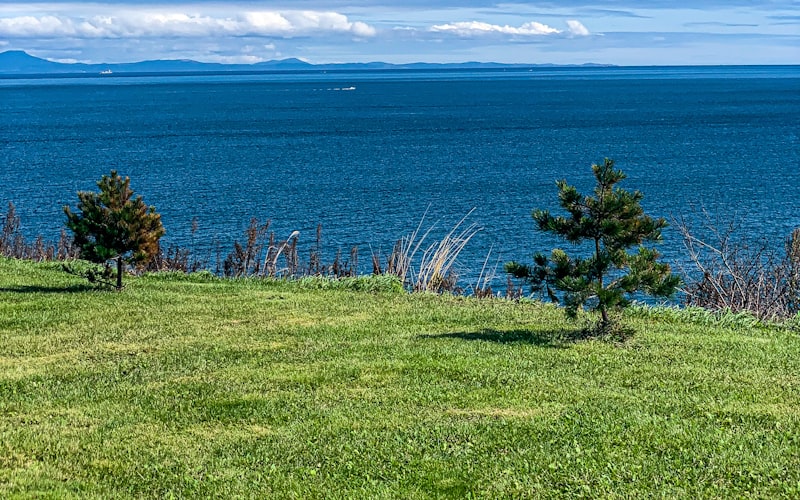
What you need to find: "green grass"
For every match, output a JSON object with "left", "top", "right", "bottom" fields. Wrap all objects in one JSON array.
[{"left": 1, "top": 257, "right": 799, "bottom": 498}]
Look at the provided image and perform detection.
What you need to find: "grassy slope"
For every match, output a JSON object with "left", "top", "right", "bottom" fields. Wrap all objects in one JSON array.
[{"left": 1, "top": 257, "right": 799, "bottom": 498}]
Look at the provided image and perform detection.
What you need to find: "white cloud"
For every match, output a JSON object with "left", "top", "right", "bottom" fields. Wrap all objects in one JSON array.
[
  {"left": 567, "top": 20, "right": 590, "bottom": 36},
  {"left": 351, "top": 21, "right": 377, "bottom": 38},
  {"left": 430, "top": 20, "right": 561, "bottom": 37},
  {"left": 0, "top": 15, "right": 73, "bottom": 37},
  {"left": 287, "top": 11, "right": 375, "bottom": 37},
  {"left": 243, "top": 12, "right": 293, "bottom": 35},
  {"left": 0, "top": 10, "right": 377, "bottom": 39}
]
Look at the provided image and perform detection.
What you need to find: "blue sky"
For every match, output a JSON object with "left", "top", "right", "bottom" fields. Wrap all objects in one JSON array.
[{"left": 0, "top": 1, "right": 797, "bottom": 65}]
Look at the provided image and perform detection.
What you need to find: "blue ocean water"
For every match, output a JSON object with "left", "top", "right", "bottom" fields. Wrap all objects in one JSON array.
[{"left": 1, "top": 66, "right": 799, "bottom": 287}]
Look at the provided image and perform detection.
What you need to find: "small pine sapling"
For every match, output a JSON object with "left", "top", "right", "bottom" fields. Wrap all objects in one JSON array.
[
  {"left": 64, "top": 170, "right": 164, "bottom": 289},
  {"left": 506, "top": 158, "right": 680, "bottom": 333}
]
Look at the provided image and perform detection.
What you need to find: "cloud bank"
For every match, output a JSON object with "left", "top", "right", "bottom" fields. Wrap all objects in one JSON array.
[
  {"left": 0, "top": 10, "right": 376, "bottom": 39},
  {"left": 429, "top": 19, "right": 590, "bottom": 37},
  {"left": 431, "top": 21, "right": 561, "bottom": 36}
]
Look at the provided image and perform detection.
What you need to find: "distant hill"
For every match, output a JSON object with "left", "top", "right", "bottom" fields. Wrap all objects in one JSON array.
[
  {"left": 0, "top": 50, "right": 70, "bottom": 73},
  {"left": 0, "top": 50, "right": 613, "bottom": 75}
]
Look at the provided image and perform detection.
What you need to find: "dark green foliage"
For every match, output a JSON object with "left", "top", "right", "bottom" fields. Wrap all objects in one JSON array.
[
  {"left": 506, "top": 158, "right": 680, "bottom": 331},
  {"left": 64, "top": 170, "right": 164, "bottom": 289}
]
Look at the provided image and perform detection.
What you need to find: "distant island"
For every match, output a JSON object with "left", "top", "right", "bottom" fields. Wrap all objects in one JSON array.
[{"left": 0, "top": 50, "right": 614, "bottom": 75}]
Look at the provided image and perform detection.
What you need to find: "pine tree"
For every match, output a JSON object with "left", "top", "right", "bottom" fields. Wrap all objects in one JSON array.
[
  {"left": 64, "top": 171, "right": 164, "bottom": 290},
  {"left": 505, "top": 158, "right": 680, "bottom": 331}
]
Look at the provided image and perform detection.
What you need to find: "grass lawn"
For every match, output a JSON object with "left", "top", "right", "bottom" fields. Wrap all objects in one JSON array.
[{"left": 1, "top": 257, "right": 799, "bottom": 498}]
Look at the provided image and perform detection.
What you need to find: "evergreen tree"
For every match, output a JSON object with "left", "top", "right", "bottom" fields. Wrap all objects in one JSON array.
[
  {"left": 64, "top": 171, "right": 164, "bottom": 290},
  {"left": 506, "top": 158, "right": 680, "bottom": 331}
]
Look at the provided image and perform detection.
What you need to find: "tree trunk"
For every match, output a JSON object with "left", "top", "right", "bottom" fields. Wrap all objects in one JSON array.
[
  {"left": 595, "top": 236, "right": 607, "bottom": 327},
  {"left": 116, "top": 256, "right": 123, "bottom": 290}
]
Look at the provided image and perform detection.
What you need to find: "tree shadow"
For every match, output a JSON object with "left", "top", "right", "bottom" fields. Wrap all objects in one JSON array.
[
  {"left": 419, "top": 328, "right": 594, "bottom": 347},
  {"left": 0, "top": 284, "right": 98, "bottom": 294}
]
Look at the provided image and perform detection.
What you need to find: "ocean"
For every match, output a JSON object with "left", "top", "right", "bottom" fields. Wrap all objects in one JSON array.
[{"left": 1, "top": 66, "right": 799, "bottom": 288}]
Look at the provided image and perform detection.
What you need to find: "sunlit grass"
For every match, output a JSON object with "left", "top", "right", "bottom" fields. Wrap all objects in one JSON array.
[{"left": 1, "top": 257, "right": 799, "bottom": 498}]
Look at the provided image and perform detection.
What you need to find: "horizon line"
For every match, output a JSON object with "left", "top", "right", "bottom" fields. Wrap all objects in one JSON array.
[{"left": 3, "top": 50, "right": 800, "bottom": 70}]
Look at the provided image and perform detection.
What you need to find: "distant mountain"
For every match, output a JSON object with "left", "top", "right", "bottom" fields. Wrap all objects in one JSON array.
[
  {"left": 0, "top": 50, "right": 69, "bottom": 73},
  {"left": 0, "top": 50, "right": 613, "bottom": 75},
  {"left": 256, "top": 58, "right": 314, "bottom": 69}
]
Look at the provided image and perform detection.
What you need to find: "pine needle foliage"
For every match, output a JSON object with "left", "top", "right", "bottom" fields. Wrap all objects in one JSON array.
[
  {"left": 64, "top": 170, "right": 164, "bottom": 290},
  {"left": 506, "top": 158, "right": 681, "bottom": 331}
]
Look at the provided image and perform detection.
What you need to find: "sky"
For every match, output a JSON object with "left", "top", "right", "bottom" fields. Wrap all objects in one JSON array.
[{"left": 0, "top": 1, "right": 798, "bottom": 66}]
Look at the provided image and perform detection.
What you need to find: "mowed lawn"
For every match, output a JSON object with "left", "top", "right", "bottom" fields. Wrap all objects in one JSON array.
[{"left": 1, "top": 257, "right": 799, "bottom": 498}]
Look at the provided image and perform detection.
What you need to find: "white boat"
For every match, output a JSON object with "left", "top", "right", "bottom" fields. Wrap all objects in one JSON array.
[{"left": 99, "top": 69, "right": 113, "bottom": 75}]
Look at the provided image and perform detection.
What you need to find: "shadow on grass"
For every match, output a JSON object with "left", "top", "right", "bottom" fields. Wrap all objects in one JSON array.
[
  {"left": 420, "top": 328, "right": 594, "bottom": 347},
  {"left": 0, "top": 284, "right": 97, "bottom": 294}
]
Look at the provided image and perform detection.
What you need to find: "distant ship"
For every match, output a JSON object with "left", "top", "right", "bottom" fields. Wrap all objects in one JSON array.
[{"left": 99, "top": 69, "right": 113, "bottom": 75}]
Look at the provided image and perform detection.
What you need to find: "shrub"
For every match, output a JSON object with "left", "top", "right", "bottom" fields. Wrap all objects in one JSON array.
[
  {"left": 677, "top": 211, "right": 800, "bottom": 322},
  {"left": 1, "top": 202, "right": 77, "bottom": 261}
]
